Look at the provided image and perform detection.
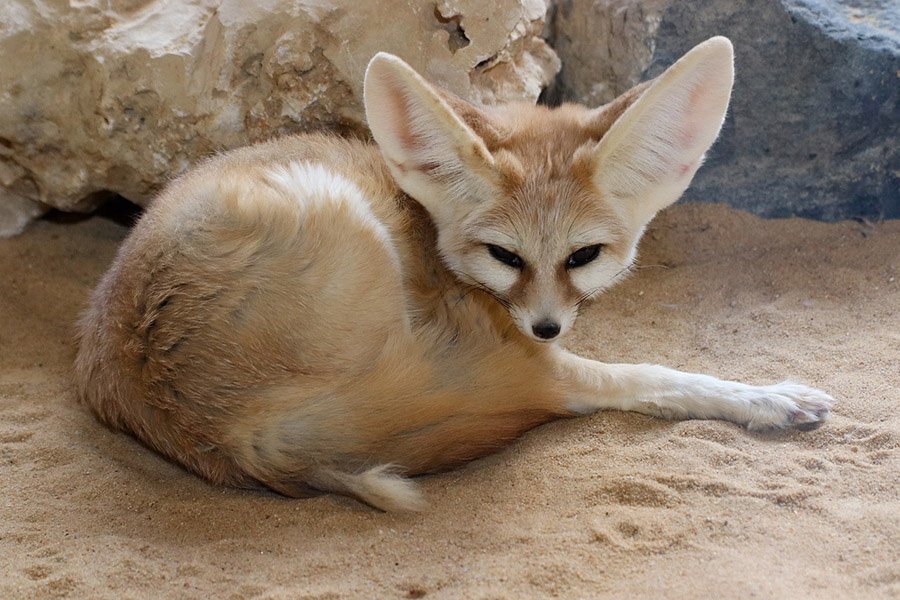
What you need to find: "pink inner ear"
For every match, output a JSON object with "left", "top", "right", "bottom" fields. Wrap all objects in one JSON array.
[
  {"left": 373, "top": 68, "right": 428, "bottom": 156},
  {"left": 383, "top": 82, "right": 420, "bottom": 154},
  {"left": 674, "top": 88, "right": 708, "bottom": 179},
  {"left": 379, "top": 77, "right": 448, "bottom": 175},
  {"left": 377, "top": 74, "right": 444, "bottom": 175},
  {"left": 679, "top": 84, "right": 707, "bottom": 149},
  {"left": 679, "top": 80, "right": 726, "bottom": 154}
]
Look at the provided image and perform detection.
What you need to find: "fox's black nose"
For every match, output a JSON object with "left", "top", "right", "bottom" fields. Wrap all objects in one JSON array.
[{"left": 532, "top": 320, "right": 561, "bottom": 340}]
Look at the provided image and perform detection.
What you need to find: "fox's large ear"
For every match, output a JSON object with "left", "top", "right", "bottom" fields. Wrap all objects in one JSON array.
[
  {"left": 364, "top": 53, "right": 498, "bottom": 224},
  {"left": 592, "top": 37, "right": 734, "bottom": 227}
]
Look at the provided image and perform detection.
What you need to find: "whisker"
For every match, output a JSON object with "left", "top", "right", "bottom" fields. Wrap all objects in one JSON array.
[
  {"left": 450, "top": 271, "right": 513, "bottom": 309},
  {"left": 574, "top": 266, "right": 633, "bottom": 307},
  {"left": 574, "top": 286, "right": 603, "bottom": 306},
  {"left": 452, "top": 284, "right": 481, "bottom": 308}
]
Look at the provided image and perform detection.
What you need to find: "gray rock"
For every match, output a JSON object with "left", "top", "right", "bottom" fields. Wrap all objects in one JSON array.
[{"left": 549, "top": 0, "right": 900, "bottom": 220}]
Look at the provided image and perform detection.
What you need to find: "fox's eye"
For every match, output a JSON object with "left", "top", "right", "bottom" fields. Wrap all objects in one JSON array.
[
  {"left": 486, "top": 244, "right": 524, "bottom": 269},
  {"left": 566, "top": 244, "right": 603, "bottom": 269}
]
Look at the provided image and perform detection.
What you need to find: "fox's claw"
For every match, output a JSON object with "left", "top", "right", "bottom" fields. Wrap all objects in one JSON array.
[{"left": 746, "top": 382, "right": 834, "bottom": 431}]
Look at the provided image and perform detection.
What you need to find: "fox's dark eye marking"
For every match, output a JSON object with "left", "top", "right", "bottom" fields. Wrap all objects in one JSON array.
[
  {"left": 566, "top": 244, "right": 603, "bottom": 269},
  {"left": 486, "top": 244, "right": 525, "bottom": 269}
]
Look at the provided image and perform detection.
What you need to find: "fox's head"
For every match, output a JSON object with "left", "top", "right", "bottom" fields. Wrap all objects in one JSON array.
[{"left": 364, "top": 38, "right": 734, "bottom": 343}]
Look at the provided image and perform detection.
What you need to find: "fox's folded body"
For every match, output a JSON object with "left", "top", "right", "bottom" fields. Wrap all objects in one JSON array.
[
  {"left": 75, "top": 38, "right": 832, "bottom": 510},
  {"left": 76, "top": 135, "right": 566, "bottom": 509}
]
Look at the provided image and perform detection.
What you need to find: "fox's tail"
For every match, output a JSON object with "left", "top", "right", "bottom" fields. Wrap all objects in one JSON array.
[
  {"left": 261, "top": 464, "right": 426, "bottom": 512},
  {"left": 314, "top": 465, "right": 426, "bottom": 512}
]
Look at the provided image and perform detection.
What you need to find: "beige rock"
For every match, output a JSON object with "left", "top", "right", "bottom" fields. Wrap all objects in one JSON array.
[
  {"left": 0, "top": 192, "right": 45, "bottom": 238},
  {"left": 0, "top": 0, "right": 558, "bottom": 234}
]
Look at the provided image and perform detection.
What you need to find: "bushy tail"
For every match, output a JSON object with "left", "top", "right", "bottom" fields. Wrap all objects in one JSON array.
[
  {"left": 260, "top": 464, "right": 426, "bottom": 512},
  {"left": 310, "top": 465, "right": 426, "bottom": 512}
]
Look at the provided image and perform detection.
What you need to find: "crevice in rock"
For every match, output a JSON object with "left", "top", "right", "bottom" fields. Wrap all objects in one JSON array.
[
  {"left": 42, "top": 192, "right": 142, "bottom": 228},
  {"left": 538, "top": 0, "right": 563, "bottom": 106},
  {"left": 433, "top": 6, "right": 470, "bottom": 54},
  {"left": 474, "top": 55, "right": 496, "bottom": 70}
]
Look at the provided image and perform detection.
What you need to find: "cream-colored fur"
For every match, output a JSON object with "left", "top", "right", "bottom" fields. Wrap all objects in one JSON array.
[{"left": 75, "top": 38, "right": 833, "bottom": 511}]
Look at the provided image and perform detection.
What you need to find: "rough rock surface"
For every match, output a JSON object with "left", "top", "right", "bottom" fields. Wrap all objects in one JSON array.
[
  {"left": 546, "top": 0, "right": 668, "bottom": 107},
  {"left": 0, "top": 0, "right": 558, "bottom": 235},
  {"left": 547, "top": 0, "right": 899, "bottom": 220}
]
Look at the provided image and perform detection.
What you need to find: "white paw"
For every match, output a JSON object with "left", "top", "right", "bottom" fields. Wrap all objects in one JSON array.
[{"left": 745, "top": 381, "right": 834, "bottom": 430}]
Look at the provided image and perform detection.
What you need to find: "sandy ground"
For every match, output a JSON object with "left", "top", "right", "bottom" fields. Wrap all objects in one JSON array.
[{"left": 0, "top": 203, "right": 897, "bottom": 599}]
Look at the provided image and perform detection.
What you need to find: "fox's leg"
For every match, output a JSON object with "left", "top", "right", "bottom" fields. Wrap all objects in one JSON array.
[{"left": 549, "top": 347, "right": 833, "bottom": 430}]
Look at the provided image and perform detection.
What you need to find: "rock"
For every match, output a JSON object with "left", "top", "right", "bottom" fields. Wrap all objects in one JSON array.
[
  {"left": 547, "top": 0, "right": 899, "bottom": 220},
  {"left": 545, "top": 0, "right": 668, "bottom": 107},
  {"left": 0, "top": 193, "right": 45, "bottom": 238},
  {"left": 0, "top": 0, "right": 559, "bottom": 235}
]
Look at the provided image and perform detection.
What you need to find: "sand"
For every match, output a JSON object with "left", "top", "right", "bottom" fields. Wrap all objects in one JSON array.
[{"left": 1, "top": 203, "right": 897, "bottom": 599}]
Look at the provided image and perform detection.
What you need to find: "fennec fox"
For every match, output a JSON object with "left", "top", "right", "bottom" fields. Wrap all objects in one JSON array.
[{"left": 75, "top": 37, "right": 832, "bottom": 511}]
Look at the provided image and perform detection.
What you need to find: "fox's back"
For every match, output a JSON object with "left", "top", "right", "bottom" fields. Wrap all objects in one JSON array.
[{"left": 74, "top": 133, "right": 468, "bottom": 482}]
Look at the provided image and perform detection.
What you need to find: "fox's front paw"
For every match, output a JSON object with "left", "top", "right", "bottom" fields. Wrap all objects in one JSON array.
[{"left": 746, "top": 382, "right": 834, "bottom": 431}]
